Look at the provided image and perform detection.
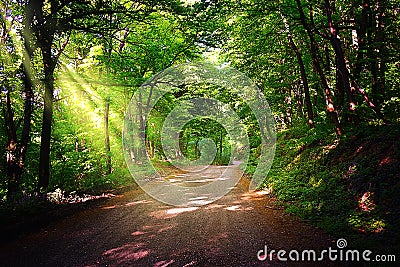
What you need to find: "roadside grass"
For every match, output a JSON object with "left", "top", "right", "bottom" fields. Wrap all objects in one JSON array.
[{"left": 256, "top": 122, "right": 400, "bottom": 255}]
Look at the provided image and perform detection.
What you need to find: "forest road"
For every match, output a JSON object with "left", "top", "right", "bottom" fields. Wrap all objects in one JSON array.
[{"left": 1, "top": 165, "right": 342, "bottom": 267}]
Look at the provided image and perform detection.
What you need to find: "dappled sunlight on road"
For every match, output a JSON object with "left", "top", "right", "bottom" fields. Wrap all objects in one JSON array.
[
  {"left": 163, "top": 165, "right": 235, "bottom": 188},
  {"left": 153, "top": 259, "right": 176, "bottom": 267},
  {"left": 101, "top": 199, "right": 153, "bottom": 210},
  {"left": 84, "top": 178, "right": 282, "bottom": 266},
  {"left": 0, "top": 176, "right": 336, "bottom": 267},
  {"left": 166, "top": 207, "right": 199, "bottom": 215},
  {"left": 83, "top": 178, "right": 332, "bottom": 266},
  {"left": 149, "top": 207, "right": 199, "bottom": 219},
  {"left": 102, "top": 243, "right": 150, "bottom": 263},
  {"left": 224, "top": 205, "right": 254, "bottom": 211}
]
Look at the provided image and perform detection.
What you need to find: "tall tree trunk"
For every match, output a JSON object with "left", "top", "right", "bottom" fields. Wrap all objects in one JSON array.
[
  {"left": 4, "top": 2, "right": 35, "bottom": 199},
  {"left": 281, "top": 12, "right": 314, "bottom": 127},
  {"left": 5, "top": 91, "right": 19, "bottom": 198},
  {"left": 104, "top": 101, "right": 112, "bottom": 174},
  {"left": 37, "top": 0, "right": 57, "bottom": 192},
  {"left": 137, "top": 90, "right": 146, "bottom": 162},
  {"left": 371, "top": 2, "right": 386, "bottom": 107},
  {"left": 325, "top": 0, "right": 360, "bottom": 124},
  {"left": 354, "top": 0, "right": 369, "bottom": 79},
  {"left": 4, "top": 70, "right": 33, "bottom": 199},
  {"left": 325, "top": 0, "right": 387, "bottom": 124},
  {"left": 285, "top": 86, "right": 293, "bottom": 126},
  {"left": 219, "top": 128, "right": 223, "bottom": 164},
  {"left": 38, "top": 59, "right": 55, "bottom": 191},
  {"left": 296, "top": 0, "right": 341, "bottom": 135},
  {"left": 194, "top": 139, "right": 199, "bottom": 159}
]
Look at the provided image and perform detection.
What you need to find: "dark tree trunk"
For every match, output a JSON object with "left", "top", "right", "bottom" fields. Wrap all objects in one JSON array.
[
  {"left": 219, "top": 129, "right": 223, "bottom": 164},
  {"left": 37, "top": 0, "right": 57, "bottom": 192},
  {"left": 325, "top": 0, "right": 387, "bottom": 124},
  {"left": 281, "top": 12, "right": 314, "bottom": 128},
  {"left": 335, "top": 61, "right": 345, "bottom": 118},
  {"left": 38, "top": 62, "right": 55, "bottom": 191},
  {"left": 354, "top": 0, "right": 369, "bottom": 79},
  {"left": 4, "top": 1, "right": 35, "bottom": 199},
  {"left": 5, "top": 67, "right": 33, "bottom": 199},
  {"left": 5, "top": 91, "right": 19, "bottom": 199},
  {"left": 194, "top": 139, "right": 199, "bottom": 159},
  {"left": 296, "top": 0, "right": 341, "bottom": 135},
  {"left": 371, "top": 3, "right": 386, "bottom": 107},
  {"left": 325, "top": 0, "right": 360, "bottom": 124},
  {"left": 104, "top": 101, "right": 112, "bottom": 174}
]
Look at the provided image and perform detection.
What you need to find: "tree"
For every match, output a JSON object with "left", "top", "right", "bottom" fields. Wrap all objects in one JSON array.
[
  {"left": 96, "top": 9, "right": 204, "bottom": 163},
  {"left": 19, "top": 0, "right": 171, "bottom": 192},
  {"left": 1, "top": 1, "right": 36, "bottom": 199},
  {"left": 221, "top": 0, "right": 397, "bottom": 131},
  {"left": 104, "top": 100, "right": 111, "bottom": 175},
  {"left": 281, "top": 11, "right": 314, "bottom": 128},
  {"left": 295, "top": 0, "right": 341, "bottom": 134}
]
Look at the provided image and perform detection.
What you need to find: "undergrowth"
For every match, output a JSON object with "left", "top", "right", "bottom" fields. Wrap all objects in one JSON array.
[{"left": 258, "top": 121, "right": 400, "bottom": 255}]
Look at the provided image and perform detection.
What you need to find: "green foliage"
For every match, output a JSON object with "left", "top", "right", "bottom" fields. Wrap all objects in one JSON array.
[
  {"left": 263, "top": 122, "right": 352, "bottom": 230},
  {"left": 1, "top": 4, "right": 399, "bottom": 259},
  {"left": 180, "top": 117, "right": 231, "bottom": 165},
  {"left": 263, "top": 122, "right": 400, "bottom": 253},
  {"left": 48, "top": 68, "right": 134, "bottom": 194}
]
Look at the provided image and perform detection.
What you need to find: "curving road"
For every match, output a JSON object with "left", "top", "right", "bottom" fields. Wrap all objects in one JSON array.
[{"left": 0, "top": 165, "right": 339, "bottom": 266}]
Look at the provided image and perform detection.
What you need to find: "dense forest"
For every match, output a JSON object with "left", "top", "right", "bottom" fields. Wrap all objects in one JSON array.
[{"left": 1, "top": 0, "right": 399, "bottom": 259}]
